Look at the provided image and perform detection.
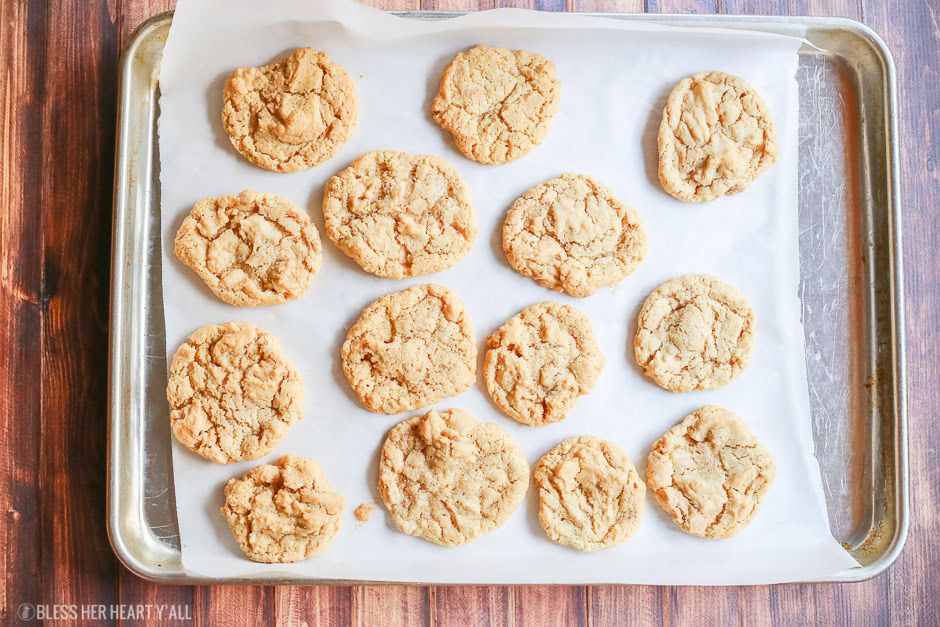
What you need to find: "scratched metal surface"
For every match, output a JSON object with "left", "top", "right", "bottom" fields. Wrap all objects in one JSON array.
[
  {"left": 797, "top": 55, "right": 863, "bottom": 543},
  {"left": 107, "top": 12, "right": 906, "bottom": 583}
]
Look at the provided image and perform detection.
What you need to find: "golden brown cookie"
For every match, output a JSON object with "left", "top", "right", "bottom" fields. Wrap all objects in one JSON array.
[
  {"left": 634, "top": 275, "right": 755, "bottom": 393},
  {"left": 167, "top": 322, "right": 302, "bottom": 463},
  {"left": 502, "top": 174, "right": 647, "bottom": 297},
  {"left": 658, "top": 71, "right": 777, "bottom": 202},
  {"left": 534, "top": 436, "right": 645, "bottom": 551},
  {"left": 484, "top": 302, "right": 604, "bottom": 426},
  {"left": 221, "top": 455, "right": 345, "bottom": 562},
  {"left": 174, "top": 190, "right": 322, "bottom": 306},
  {"left": 431, "top": 45, "right": 561, "bottom": 165},
  {"left": 341, "top": 284, "right": 476, "bottom": 414},
  {"left": 222, "top": 47, "right": 358, "bottom": 172},
  {"left": 378, "top": 408, "right": 529, "bottom": 546},
  {"left": 322, "top": 151, "right": 477, "bottom": 278},
  {"left": 646, "top": 406, "right": 776, "bottom": 538}
]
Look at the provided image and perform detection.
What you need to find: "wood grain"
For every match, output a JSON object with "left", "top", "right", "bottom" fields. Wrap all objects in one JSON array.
[
  {"left": 276, "top": 587, "right": 353, "bottom": 627},
  {"left": 0, "top": 0, "right": 44, "bottom": 623},
  {"left": 645, "top": 0, "right": 716, "bottom": 13},
  {"left": 571, "top": 0, "right": 642, "bottom": 11},
  {"left": 514, "top": 586, "right": 587, "bottom": 627},
  {"left": 422, "top": 0, "right": 496, "bottom": 10},
  {"left": 860, "top": 1, "right": 940, "bottom": 623},
  {"left": 498, "top": 0, "right": 567, "bottom": 10},
  {"left": 373, "top": 0, "right": 421, "bottom": 8},
  {"left": 117, "top": 0, "right": 174, "bottom": 48},
  {"left": 38, "top": 0, "right": 121, "bottom": 621},
  {"left": 717, "top": 0, "right": 787, "bottom": 15},
  {"left": 117, "top": 573, "right": 197, "bottom": 627},
  {"left": 0, "top": 0, "right": 935, "bottom": 625},
  {"left": 767, "top": 584, "right": 817, "bottom": 625},
  {"left": 433, "top": 586, "right": 511, "bottom": 627},
  {"left": 197, "top": 586, "right": 273, "bottom": 625},
  {"left": 588, "top": 586, "right": 663, "bottom": 626},
  {"left": 352, "top": 586, "right": 430, "bottom": 626}
]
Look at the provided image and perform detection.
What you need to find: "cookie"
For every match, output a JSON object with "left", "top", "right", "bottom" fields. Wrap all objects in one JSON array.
[
  {"left": 322, "top": 151, "right": 477, "bottom": 278},
  {"left": 221, "top": 455, "right": 345, "bottom": 562},
  {"left": 534, "top": 436, "right": 645, "bottom": 551},
  {"left": 222, "top": 47, "right": 357, "bottom": 172},
  {"left": 174, "top": 190, "right": 322, "bottom": 306},
  {"left": 502, "top": 174, "right": 647, "bottom": 297},
  {"left": 341, "top": 284, "right": 476, "bottom": 414},
  {"left": 634, "top": 275, "right": 755, "bottom": 393},
  {"left": 658, "top": 71, "right": 777, "bottom": 202},
  {"left": 378, "top": 408, "right": 529, "bottom": 546},
  {"left": 484, "top": 302, "right": 604, "bottom": 426},
  {"left": 431, "top": 45, "right": 561, "bottom": 165},
  {"left": 646, "top": 406, "right": 776, "bottom": 538},
  {"left": 167, "top": 322, "right": 302, "bottom": 463}
]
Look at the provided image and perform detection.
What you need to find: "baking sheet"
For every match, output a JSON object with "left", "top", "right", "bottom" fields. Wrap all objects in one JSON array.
[{"left": 158, "top": 0, "right": 859, "bottom": 584}]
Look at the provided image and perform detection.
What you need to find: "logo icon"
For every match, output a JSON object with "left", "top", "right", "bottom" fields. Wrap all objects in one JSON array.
[{"left": 17, "top": 604, "right": 35, "bottom": 621}]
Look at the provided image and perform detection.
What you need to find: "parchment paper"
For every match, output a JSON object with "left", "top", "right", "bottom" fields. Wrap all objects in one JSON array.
[{"left": 158, "top": 0, "right": 859, "bottom": 583}]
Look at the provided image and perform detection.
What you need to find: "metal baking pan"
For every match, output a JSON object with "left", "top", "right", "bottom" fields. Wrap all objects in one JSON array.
[{"left": 108, "top": 10, "right": 906, "bottom": 584}]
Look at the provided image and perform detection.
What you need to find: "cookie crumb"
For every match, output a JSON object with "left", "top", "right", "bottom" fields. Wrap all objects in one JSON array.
[{"left": 355, "top": 503, "right": 375, "bottom": 522}]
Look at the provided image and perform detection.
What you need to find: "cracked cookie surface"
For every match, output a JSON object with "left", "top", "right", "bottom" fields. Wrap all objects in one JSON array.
[
  {"left": 221, "top": 455, "right": 345, "bottom": 562},
  {"left": 484, "top": 302, "right": 604, "bottom": 426},
  {"left": 535, "top": 436, "right": 645, "bottom": 551},
  {"left": 174, "top": 190, "right": 322, "bottom": 306},
  {"left": 634, "top": 274, "right": 755, "bottom": 393},
  {"left": 167, "top": 322, "right": 303, "bottom": 464},
  {"left": 503, "top": 174, "right": 647, "bottom": 297},
  {"left": 378, "top": 408, "right": 529, "bottom": 546},
  {"left": 341, "top": 284, "right": 476, "bottom": 414},
  {"left": 431, "top": 45, "right": 561, "bottom": 165},
  {"left": 646, "top": 406, "right": 775, "bottom": 538},
  {"left": 222, "top": 47, "right": 357, "bottom": 172},
  {"left": 658, "top": 71, "right": 777, "bottom": 202},
  {"left": 322, "top": 151, "right": 477, "bottom": 278}
]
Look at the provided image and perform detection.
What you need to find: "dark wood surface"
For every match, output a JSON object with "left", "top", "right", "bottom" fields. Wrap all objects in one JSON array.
[{"left": 0, "top": 0, "right": 935, "bottom": 624}]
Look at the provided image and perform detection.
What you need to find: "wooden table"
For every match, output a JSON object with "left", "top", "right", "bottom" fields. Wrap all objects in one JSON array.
[{"left": 1, "top": 0, "right": 935, "bottom": 624}]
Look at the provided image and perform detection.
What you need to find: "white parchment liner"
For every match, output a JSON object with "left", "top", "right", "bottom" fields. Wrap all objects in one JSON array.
[{"left": 158, "top": 0, "right": 858, "bottom": 583}]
